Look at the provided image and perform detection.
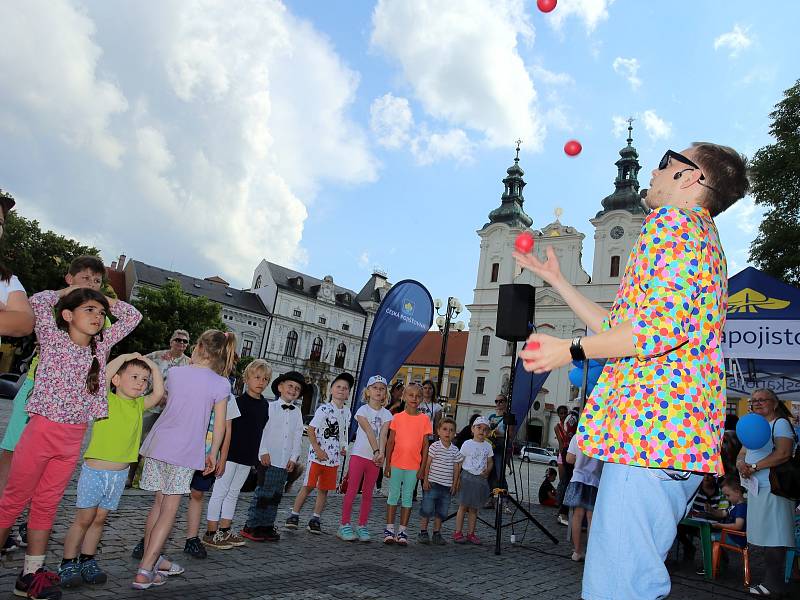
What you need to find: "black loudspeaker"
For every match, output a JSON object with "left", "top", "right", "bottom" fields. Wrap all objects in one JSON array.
[{"left": 496, "top": 284, "right": 535, "bottom": 342}]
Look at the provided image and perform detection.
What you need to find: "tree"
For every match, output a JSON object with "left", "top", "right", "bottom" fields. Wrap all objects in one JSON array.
[
  {"left": 749, "top": 79, "right": 800, "bottom": 285},
  {"left": 0, "top": 196, "right": 102, "bottom": 294},
  {"left": 116, "top": 280, "right": 227, "bottom": 355}
]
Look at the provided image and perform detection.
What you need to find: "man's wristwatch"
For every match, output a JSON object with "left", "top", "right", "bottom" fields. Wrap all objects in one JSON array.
[
  {"left": 570, "top": 337, "right": 586, "bottom": 361},
  {"left": 750, "top": 463, "right": 759, "bottom": 472}
]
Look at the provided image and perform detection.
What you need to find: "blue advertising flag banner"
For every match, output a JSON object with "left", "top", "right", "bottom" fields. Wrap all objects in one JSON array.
[
  {"left": 510, "top": 358, "right": 550, "bottom": 442},
  {"left": 351, "top": 280, "right": 434, "bottom": 429}
]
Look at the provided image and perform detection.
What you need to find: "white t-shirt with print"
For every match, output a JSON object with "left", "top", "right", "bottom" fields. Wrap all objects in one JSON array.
[
  {"left": 307, "top": 402, "right": 348, "bottom": 467},
  {"left": 460, "top": 439, "right": 493, "bottom": 476},
  {"left": 419, "top": 400, "right": 441, "bottom": 424},
  {"left": 352, "top": 403, "right": 393, "bottom": 460},
  {"left": 0, "top": 276, "right": 25, "bottom": 305}
]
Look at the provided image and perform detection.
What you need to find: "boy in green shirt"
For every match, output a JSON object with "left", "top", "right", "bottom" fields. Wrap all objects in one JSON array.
[{"left": 58, "top": 353, "right": 164, "bottom": 588}]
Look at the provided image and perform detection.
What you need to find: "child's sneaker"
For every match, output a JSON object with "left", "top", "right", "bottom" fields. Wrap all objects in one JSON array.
[
  {"left": 131, "top": 538, "right": 144, "bottom": 559},
  {"left": 356, "top": 526, "right": 371, "bottom": 543},
  {"left": 337, "top": 524, "right": 357, "bottom": 541},
  {"left": 261, "top": 526, "right": 281, "bottom": 542},
  {"left": 16, "top": 567, "right": 62, "bottom": 599},
  {"left": 453, "top": 531, "right": 466, "bottom": 544},
  {"left": 241, "top": 526, "right": 265, "bottom": 542},
  {"left": 466, "top": 533, "right": 482, "bottom": 545},
  {"left": 307, "top": 517, "right": 322, "bottom": 534},
  {"left": 58, "top": 560, "right": 83, "bottom": 588},
  {"left": 284, "top": 514, "right": 299, "bottom": 530},
  {"left": 396, "top": 531, "right": 408, "bottom": 546},
  {"left": 184, "top": 536, "right": 207, "bottom": 558},
  {"left": 223, "top": 530, "right": 246, "bottom": 547},
  {"left": 202, "top": 530, "right": 233, "bottom": 550},
  {"left": 79, "top": 558, "right": 107, "bottom": 585},
  {"left": 431, "top": 531, "right": 447, "bottom": 545},
  {"left": 383, "top": 529, "right": 396, "bottom": 544},
  {"left": 417, "top": 530, "right": 430, "bottom": 545}
]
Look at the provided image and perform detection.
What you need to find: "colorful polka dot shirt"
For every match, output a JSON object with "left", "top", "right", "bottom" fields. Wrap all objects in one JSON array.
[{"left": 578, "top": 206, "right": 727, "bottom": 474}]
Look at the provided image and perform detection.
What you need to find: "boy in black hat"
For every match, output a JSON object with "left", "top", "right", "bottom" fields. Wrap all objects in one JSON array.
[
  {"left": 241, "top": 371, "right": 305, "bottom": 542},
  {"left": 285, "top": 372, "right": 352, "bottom": 534}
]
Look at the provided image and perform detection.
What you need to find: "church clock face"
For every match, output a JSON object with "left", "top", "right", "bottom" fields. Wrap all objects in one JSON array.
[{"left": 610, "top": 226, "right": 624, "bottom": 239}]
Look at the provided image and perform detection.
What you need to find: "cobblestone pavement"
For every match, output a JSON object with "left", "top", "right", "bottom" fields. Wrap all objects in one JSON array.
[{"left": 0, "top": 401, "right": 797, "bottom": 599}]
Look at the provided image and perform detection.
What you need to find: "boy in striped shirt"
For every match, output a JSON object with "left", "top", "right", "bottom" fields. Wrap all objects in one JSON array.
[{"left": 418, "top": 417, "right": 463, "bottom": 545}]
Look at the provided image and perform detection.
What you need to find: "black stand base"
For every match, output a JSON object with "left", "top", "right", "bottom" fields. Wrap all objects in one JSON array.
[{"left": 490, "top": 486, "right": 559, "bottom": 555}]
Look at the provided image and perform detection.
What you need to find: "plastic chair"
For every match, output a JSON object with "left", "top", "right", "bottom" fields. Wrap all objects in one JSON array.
[
  {"left": 785, "top": 514, "right": 800, "bottom": 584},
  {"left": 712, "top": 528, "right": 750, "bottom": 587}
]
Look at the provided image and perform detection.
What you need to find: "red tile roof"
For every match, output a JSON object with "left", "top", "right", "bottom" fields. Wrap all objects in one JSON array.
[{"left": 404, "top": 331, "right": 468, "bottom": 367}]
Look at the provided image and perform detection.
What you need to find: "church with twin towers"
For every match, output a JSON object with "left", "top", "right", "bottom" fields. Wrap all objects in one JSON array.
[{"left": 458, "top": 122, "right": 647, "bottom": 448}]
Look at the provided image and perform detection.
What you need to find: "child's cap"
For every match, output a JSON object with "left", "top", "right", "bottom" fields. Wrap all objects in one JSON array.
[
  {"left": 472, "top": 416, "right": 490, "bottom": 428},
  {"left": 367, "top": 375, "right": 388, "bottom": 387}
]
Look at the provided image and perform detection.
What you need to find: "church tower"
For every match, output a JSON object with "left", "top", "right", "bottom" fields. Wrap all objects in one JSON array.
[{"left": 590, "top": 120, "right": 647, "bottom": 285}]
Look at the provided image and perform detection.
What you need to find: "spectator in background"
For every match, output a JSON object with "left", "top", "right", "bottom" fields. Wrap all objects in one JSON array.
[
  {"left": 538, "top": 468, "right": 558, "bottom": 507},
  {"left": 455, "top": 414, "right": 480, "bottom": 449},
  {"left": 387, "top": 382, "right": 405, "bottom": 415}
]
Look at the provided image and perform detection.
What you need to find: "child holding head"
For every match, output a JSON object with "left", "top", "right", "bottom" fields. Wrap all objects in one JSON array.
[
  {"left": 132, "top": 330, "right": 236, "bottom": 590},
  {"left": 419, "top": 416, "right": 463, "bottom": 545},
  {"left": 383, "top": 382, "right": 432, "bottom": 546},
  {"left": 453, "top": 416, "right": 493, "bottom": 545},
  {"left": 59, "top": 354, "right": 163, "bottom": 588},
  {"left": 202, "top": 359, "right": 272, "bottom": 550},
  {"left": 338, "top": 375, "right": 392, "bottom": 542},
  {"left": 0, "top": 285, "right": 141, "bottom": 599}
]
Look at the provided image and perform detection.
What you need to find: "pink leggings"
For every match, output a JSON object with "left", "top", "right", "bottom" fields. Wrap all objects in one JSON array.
[
  {"left": 341, "top": 455, "right": 379, "bottom": 527},
  {"left": 0, "top": 415, "right": 86, "bottom": 530}
]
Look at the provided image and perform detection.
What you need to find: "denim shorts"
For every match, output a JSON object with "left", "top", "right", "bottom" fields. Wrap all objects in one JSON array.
[
  {"left": 419, "top": 482, "right": 452, "bottom": 520},
  {"left": 76, "top": 463, "right": 130, "bottom": 511}
]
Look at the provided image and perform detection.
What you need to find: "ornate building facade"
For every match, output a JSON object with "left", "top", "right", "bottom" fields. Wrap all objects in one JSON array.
[{"left": 459, "top": 124, "right": 647, "bottom": 447}]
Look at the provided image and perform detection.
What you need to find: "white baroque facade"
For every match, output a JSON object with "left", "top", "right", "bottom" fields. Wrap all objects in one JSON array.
[{"left": 459, "top": 129, "right": 647, "bottom": 447}]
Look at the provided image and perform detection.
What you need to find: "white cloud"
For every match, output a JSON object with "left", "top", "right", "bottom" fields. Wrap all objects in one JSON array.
[
  {"left": 0, "top": 1, "right": 374, "bottom": 285},
  {"left": 371, "top": 0, "right": 545, "bottom": 149},
  {"left": 0, "top": 1, "right": 128, "bottom": 167},
  {"left": 714, "top": 24, "right": 753, "bottom": 58},
  {"left": 411, "top": 128, "right": 474, "bottom": 165},
  {"left": 531, "top": 64, "right": 574, "bottom": 87},
  {"left": 612, "top": 57, "right": 641, "bottom": 90},
  {"left": 641, "top": 110, "right": 672, "bottom": 140},
  {"left": 548, "top": 0, "right": 615, "bottom": 33},
  {"left": 370, "top": 93, "right": 413, "bottom": 149},
  {"left": 358, "top": 251, "right": 370, "bottom": 268},
  {"left": 611, "top": 115, "right": 629, "bottom": 138}
]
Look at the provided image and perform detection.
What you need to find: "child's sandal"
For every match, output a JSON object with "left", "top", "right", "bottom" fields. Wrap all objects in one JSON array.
[
  {"left": 131, "top": 567, "right": 167, "bottom": 590},
  {"left": 156, "top": 555, "right": 185, "bottom": 576}
]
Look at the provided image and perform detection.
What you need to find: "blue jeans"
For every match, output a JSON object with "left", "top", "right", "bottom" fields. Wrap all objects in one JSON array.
[
  {"left": 582, "top": 462, "right": 701, "bottom": 600},
  {"left": 419, "top": 482, "right": 452, "bottom": 520}
]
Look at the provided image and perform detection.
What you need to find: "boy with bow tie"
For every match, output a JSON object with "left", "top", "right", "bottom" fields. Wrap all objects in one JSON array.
[{"left": 241, "top": 371, "right": 305, "bottom": 543}]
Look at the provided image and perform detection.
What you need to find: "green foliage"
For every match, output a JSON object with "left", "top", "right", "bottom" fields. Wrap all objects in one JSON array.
[
  {"left": 117, "top": 280, "right": 226, "bottom": 354},
  {"left": 0, "top": 204, "right": 102, "bottom": 293},
  {"left": 749, "top": 79, "right": 800, "bottom": 285}
]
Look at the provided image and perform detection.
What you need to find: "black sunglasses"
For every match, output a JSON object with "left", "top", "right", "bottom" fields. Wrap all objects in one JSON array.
[
  {"left": 172, "top": 338, "right": 189, "bottom": 344},
  {"left": 658, "top": 150, "right": 720, "bottom": 193}
]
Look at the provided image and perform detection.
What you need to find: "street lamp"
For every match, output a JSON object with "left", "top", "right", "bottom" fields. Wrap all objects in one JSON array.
[{"left": 434, "top": 297, "right": 465, "bottom": 415}]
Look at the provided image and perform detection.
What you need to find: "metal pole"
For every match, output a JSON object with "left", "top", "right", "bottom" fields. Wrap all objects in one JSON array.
[{"left": 436, "top": 297, "right": 452, "bottom": 404}]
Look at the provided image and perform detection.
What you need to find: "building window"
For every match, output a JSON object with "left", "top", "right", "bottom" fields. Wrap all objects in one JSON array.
[
  {"left": 318, "top": 316, "right": 326, "bottom": 325},
  {"left": 610, "top": 255, "right": 621, "bottom": 278},
  {"left": 480, "top": 335, "right": 490, "bottom": 356},
  {"left": 284, "top": 331, "right": 298, "bottom": 357},
  {"left": 490, "top": 262, "right": 500, "bottom": 282},
  {"left": 505, "top": 341, "right": 514, "bottom": 356},
  {"left": 334, "top": 343, "right": 346, "bottom": 368},
  {"left": 254, "top": 275, "right": 262, "bottom": 289},
  {"left": 293, "top": 309, "right": 302, "bottom": 318},
  {"left": 241, "top": 339, "right": 253, "bottom": 357},
  {"left": 310, "top": 336, "right": 323, "bottom": 361},
  {"left": 342, "top": 323, "right": 350, "bottom": 331},
  {"left": 448, "top": 381, "right": 458, "bottom": 398},
  {"left": 475, "top": 376, "right": 485, "bottom": 395}
]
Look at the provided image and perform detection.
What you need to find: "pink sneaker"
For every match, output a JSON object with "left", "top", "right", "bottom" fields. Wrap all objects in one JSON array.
[
  {"left": 466, "top": 533, "right": 482, "bottom": 545},
  {"left": 453, "top": 531, "right": 466, "bottom": 544}
]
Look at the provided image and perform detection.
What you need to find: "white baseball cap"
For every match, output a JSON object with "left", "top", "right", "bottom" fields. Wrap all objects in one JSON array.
[
  {"left": 367, "top": 375, "right": 388, "bottom": 387},
  {"left": 473, "top": 416, "right": 490, "bottom": 428}
]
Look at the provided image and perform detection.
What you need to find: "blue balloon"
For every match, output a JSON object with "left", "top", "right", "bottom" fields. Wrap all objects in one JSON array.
[
  {"left": 736, "top": 413, "right": 771, "bottom": 450},
  {"left": 568, "top": 366, "right": 584, "bottom": 387}
]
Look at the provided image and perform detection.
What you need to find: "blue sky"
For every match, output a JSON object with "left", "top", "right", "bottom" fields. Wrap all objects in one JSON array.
[{"left": 1, "top": 1, "right": 797, "bottom": 324}]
